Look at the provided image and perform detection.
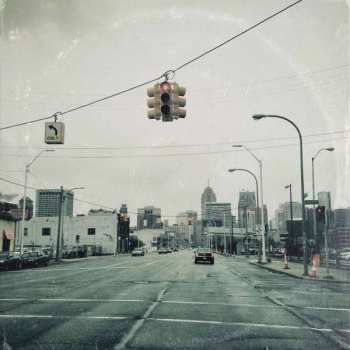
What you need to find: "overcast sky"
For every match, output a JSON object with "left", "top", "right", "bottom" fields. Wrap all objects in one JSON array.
[{"left": 0, "top": 0, "right": 348, "bottom": 225}]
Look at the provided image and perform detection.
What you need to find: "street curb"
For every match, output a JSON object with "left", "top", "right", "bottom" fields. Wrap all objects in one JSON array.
[{"left": 250, "top": 262, "right": 350, "bottom": 284}]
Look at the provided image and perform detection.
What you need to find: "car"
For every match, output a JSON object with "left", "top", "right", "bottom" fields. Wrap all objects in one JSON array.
[
  {"left": 132, "top": 249, "right": 145, "bottom": 256},
  {"left": 158, "top": 248, "right": 168, "bottom": 254},
  {"left": 194, "top": 248, "right": 214, "bottom": 264},
  {"left": 21, "top": 251, "right": 49, "bottom": 267},
  {"left": 0, "top": 252, "right": 22, "bottom": 270}
]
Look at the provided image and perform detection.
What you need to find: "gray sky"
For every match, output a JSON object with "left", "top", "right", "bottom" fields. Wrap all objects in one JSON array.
[{"left": 0, "top": 0, "right": 348, "bottom": 225}]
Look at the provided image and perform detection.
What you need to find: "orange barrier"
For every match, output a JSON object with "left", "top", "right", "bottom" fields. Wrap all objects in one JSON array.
[
  {"left": 283, "top": 253, "right": 289, "bottom": 269},
  {"left": 308, "top": 254, "right": 320, "bottom": 278}
]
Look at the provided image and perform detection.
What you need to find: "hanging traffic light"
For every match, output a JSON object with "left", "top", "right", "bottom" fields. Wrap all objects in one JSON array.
[{"left": 147, "top": 81, "right": 186, "bottom": 122}]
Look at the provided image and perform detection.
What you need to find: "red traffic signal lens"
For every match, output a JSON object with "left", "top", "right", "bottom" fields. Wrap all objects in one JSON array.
[{"left": 160, "top": 82, "right": 171, "bottom": 93}]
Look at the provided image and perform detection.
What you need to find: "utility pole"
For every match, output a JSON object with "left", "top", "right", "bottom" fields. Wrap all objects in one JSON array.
[{"left": 55, "top": 186, "right": 64, "bottom": 261}]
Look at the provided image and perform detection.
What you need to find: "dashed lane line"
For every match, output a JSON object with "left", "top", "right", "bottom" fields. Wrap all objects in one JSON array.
[{"left": 114, "top": 287, "right": 168, "bottom": 350}]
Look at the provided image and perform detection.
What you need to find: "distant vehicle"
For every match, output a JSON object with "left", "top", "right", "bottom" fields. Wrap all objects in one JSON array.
[
  {"left": 158, "top": 248, "right": 169, "bottom": 254},
  {"left": 194, "top": 248, "right": 214, "bottom": 264},
  {"left": 132, "top": 249, "right": 145, "bottom": 256},
  {"left": 0, "top": 252, "right": 22, "bottom": 270}
]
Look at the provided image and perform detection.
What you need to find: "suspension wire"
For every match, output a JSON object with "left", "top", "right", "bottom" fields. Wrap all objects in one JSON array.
[
  {"left": 173, "top": 0, "right": 303, "bottom": 72},
  {"left": 0, "top": 0, "right": 303, "bottom": 132}
]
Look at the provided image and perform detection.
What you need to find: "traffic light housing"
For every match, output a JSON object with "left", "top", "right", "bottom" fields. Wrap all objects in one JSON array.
[
  {"left": 147, "top": 84, "right": 161, "bottom": 120},
  {"left": 147, "top": 81, "right": 186, "bottom": 122}
]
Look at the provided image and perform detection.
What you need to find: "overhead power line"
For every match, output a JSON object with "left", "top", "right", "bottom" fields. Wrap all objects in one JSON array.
[
  {"left": 0, "top": 134, "right": 347, "bottom": 160},
  {"left": 1, "top": 128, "right": 348, "bottom": 151},
  {"left": 0, "top": 0, "right": 304, "bottom": 132}
]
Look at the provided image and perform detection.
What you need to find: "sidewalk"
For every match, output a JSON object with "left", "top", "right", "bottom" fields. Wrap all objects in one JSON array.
[{"left": 250, "top": 258, "right": 350, "bottom": 283}]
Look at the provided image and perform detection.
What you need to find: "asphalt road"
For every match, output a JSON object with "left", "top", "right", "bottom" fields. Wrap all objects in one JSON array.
[{"left": 0, "top": 250, "right": 349, "bottom": 350}]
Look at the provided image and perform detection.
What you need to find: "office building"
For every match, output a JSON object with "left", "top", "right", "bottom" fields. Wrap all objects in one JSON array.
[
  {"left": 176, "top": 210, "right": 198, "bottom": 226},
  {"left": 137, "top": 206, "right": 162, "bottom": 230},
  {"left": 35, "top": 189, "right": 74, "bottom": 217},
  {"left": 318, "top": 192, "right": 332, "bottom": 211},
  {"left": 201, "top": 185, "right": 217, "bottom": 220},
  {"left": 205, "top": 203, "right": 232, "bottom": 227}
]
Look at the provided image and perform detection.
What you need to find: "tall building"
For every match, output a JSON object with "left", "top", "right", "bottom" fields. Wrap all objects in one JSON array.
[
  {"left": 137, "top": 206, "right": 162, "bottom": 230},
  {"left": 205, "top": 203, "right": 232, "bottom": 227},
  {"left": 176, "top": 210, "right": 198, "bottom": 226},
  {"left": 201, "top": 185, "right": 216, "bottom": 220},
  {"left": 318, "top": 192, "right": 331, "bottom": 211},
  {"left": 274, "top": 201, "right": 302, "bottom": 234},
  {"left": 238, "top": 191, "right": 256, "bottom": 228},
  {"left": 35, "top": 189, "right": 74, "bottom": 217}
]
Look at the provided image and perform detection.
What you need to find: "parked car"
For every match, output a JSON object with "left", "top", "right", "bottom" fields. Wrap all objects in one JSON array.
[
  {"left": 158, "top": 248, "right": 168, "bottom": 254},
  {"left": 21, "top": 251, "right": 49, "bottom": 267},
  {"left": 194, "top": 248, "right": 214, "bottom": 264},
  {"left": 132, "top": 249, "right": 145, "bottom": 256},
  {"left": 0, "top": 252, "right": 22, "bottom": 270}
]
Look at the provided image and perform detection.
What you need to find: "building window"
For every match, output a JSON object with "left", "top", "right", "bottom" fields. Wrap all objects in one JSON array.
[
  {"left": 87, "top": 228, "right": 96, "bottom": 235},
  {"left": 42, "top": 227, "right": 51, "bottom": 236},
  {"left": 24, "top": 228, "right": 28, "bottom": 236}
]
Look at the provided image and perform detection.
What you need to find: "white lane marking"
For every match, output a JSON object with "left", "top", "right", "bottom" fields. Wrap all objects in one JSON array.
[
  {"left": 149, "top": 317, "right": 348, "bottom": 333},
  {"left": 0, "top": 298, "right": 145, "bottom": 303},
  {"left": 114, "top": 288, "right": 167, "bottom": 350},
  {"left": 162, "top": 300, "right": 350, "bottom": 312},
  {"left": 0, "top": 314, "right": 127, "bottom": 320},
  {"left": 39, "top": 298, "right": 145, "bottom": 303}
]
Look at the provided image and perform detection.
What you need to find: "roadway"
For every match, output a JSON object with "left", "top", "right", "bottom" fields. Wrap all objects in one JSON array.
[{"left": 0, "top": 250, "right": 349, "bottom": 349}]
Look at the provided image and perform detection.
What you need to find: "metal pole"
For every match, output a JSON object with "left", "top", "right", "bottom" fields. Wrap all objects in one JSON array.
[
  {"left": 325, "top": 208, "right": 330, "bottom": 275},
  {"left": 289, "top": 185, "right": 293, "bottom": 257},
  {"left": 259, "top": 161, "right": 266, "bottom": 262},
  {"left": 312, "top": 157, "right": 317, "bottom": 247},
  {"left": 55, "top": 186, "right": 63, "bottom": 261},
  {"left": 20, "top": 165, "right": 29, "bottom": 255}
]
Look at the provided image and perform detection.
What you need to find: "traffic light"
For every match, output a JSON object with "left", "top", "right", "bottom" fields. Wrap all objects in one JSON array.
[
  {"left": 316, "top": 206, "right": 326, "bottom": 224},
  {"left": 147, "top": 81, "right": 186, "bottom": 122},
  {"left": 147, "top": 83, "right": 161, "bottom": 120}
]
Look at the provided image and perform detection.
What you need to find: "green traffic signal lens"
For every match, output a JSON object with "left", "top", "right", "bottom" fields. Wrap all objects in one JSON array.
[{"left": 161, "top": 105, "right": 171, "bottom": 114}]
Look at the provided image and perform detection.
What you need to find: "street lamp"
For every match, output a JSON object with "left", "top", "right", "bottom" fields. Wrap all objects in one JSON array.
[
  {"left": 252, "top": 114, "right": 308, "bottom": 275},
  {"left": 312, "top": 147, "right": 334, "bottom": 275},
  {"left": 228, "top": 168, "right": 259, "bottom": 260},
  {"left": 20, "top": 149, "right": 55, "bottom": 254},
  {"left": 233, "top": 145, "right": 266, "bottom": 263}
]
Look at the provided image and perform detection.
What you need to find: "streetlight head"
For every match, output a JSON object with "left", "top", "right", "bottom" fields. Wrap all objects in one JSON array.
[
  {"left": 45, "top": 149, "right": 55, "bottom": 152},
  {"left": 252, "top": 114, "right": 265, "bottom": 120},
  {"left": 232, "top": 145, "right": 242, "bottom": 148},
  {"left": 228, "top": 169, "right": 236, "bottom": 173},
  {"left": 326, "top": 147, "right": 335, "bottom": 152},
  {"left": 284, "top": 184, "right": 290, "bottom": 189}
]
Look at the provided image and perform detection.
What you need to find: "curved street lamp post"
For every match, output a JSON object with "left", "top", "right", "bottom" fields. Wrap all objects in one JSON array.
[
  {"left": 20, "top": 149, "right": 55, "bottom": 254},
  {"left": 233, "top": 145, "right": 267, "bottom": 263},
  {"left": 312, "top": 147, "right": 334, "bottom": 275},
  {"left": 252, "top": 114, "right": 308, "bottom": 275},
  {"left": 228, "top": 168, "right": 259, "bottom": 260}
]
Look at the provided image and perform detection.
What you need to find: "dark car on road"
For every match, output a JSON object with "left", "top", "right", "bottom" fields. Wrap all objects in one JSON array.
[
  {"left": 21, "top": 251, "right": 50, "bottom": 268},
  {"left": 0, "top": 252, "right": 22, "bottom": 270},
  {"left": 194, "top": 248, "right": 214, "bottom": 264}
]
